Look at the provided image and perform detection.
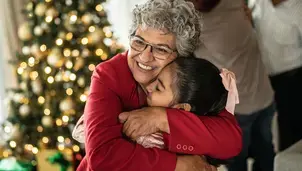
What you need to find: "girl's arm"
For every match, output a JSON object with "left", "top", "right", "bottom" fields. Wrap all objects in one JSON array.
[
  {"left": 120, "top": 107, "right": 242, "bottom": 159},
  {"left": 163, "top": 108, "right": 242, "bottom": 159}
]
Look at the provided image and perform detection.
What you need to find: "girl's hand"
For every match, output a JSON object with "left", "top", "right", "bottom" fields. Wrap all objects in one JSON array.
[{"left": 136, "top": 133, "right": 165, "bottom": 149}]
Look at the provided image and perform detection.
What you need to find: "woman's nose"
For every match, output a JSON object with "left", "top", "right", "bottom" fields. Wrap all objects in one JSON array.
[{"left": 139, "top": 46, "right": 153, "bottom": 62}]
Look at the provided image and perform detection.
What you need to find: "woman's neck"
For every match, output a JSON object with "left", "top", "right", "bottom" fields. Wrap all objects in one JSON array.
[{"left": 139, "top": 83, "right": 148, "bottom": 95}]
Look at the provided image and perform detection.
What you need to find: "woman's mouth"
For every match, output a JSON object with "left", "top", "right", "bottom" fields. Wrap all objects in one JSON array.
[{"left": 137, "top": 62, "right": 153, "bottom": 71}]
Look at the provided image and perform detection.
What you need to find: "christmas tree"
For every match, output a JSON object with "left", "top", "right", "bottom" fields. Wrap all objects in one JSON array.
[{"left": 1, "top": 0, "right": 122, "bottom": 167}]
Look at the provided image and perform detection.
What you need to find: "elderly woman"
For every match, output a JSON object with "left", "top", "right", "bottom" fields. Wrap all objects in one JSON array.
[{"left": 76, "top": 0, "right": 242, "bottom": 170}]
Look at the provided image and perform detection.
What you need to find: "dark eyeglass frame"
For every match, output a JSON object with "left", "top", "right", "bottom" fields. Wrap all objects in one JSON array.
[{"left": 129, "top": 35, "right": 177, "bottom": 60}]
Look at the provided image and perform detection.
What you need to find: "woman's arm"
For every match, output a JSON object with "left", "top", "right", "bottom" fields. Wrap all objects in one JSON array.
[
  {"left": 84, "top": 64, "right": 177, "bottom": 171},
  {"left": 120, "top": 107, "right": 242, "bottom": 159}
]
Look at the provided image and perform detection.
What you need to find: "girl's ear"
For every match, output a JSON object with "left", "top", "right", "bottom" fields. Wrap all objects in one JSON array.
[{"left": 172, "top": 103, "right": 192, "bottom": 112}]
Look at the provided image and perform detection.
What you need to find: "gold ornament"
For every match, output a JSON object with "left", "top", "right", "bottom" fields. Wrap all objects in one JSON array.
[
  {"left": 46, "top": 7, "right": 59, "bottom": 18},
  {"left": 20, "top": 82, "right": 27, "bottom": 91},
  {"left": 55, "top": 71, "right": 63, "bottom": 82},
  {"left": 74, "top": 58, "right": 85, "bottom": 71},
  {"left": 64, "top": 18, "right": 76, "bottom": 32},
  {"left": 42, "top": 116, "right": 53, "bottom": 127},
  {"left": 35, "top": 3, "right": 47, "bottom": 16},
  {"left": 65, "top": 61, "right": 73, "bottom": 70},
  {"left": 12, "top": 93, "right": 24, "bottom": 103},
  {"left": 88, "top": 28, "right": 104, "bottom": 44},
  {"left": 82, "top": 48, "right": 90, "bottom": 57},
  {"left": 77, "top": 77, "right": 85, "bottom": 87},
  {"left": 34, "top": 26, "right": 43, "bottom": 36},
  {"left": 47, "top": 48, "right": 64, "bottom": 68},
  {"left": 58, "top": 32, "right": 66, "bottom": 39},
  {"left": 11, "top": 124, "right": 21, "bottom": 140},
  {"left": 26, "top": 2, "right": 33, "bottom": 11},
  {"left": 18, "top": 22, "right": 32, "bottom": 41},
  {"left": 31, "top": 44, "right": 45, "bottom": 60},
  {"left": 31, "top": 79, "right": 43, "bottom": 95},
  {"left": 81, "top": 13, "right": 92, "bottom": 25},
  {"left": 59, "top": 98, "right": 75, "bottom": 113},
  {"left": 22, "top": 46, "right": 31, "bottom": 55},
  {"left": 19, "top": 104, "right": 30, "bottom": 117}
]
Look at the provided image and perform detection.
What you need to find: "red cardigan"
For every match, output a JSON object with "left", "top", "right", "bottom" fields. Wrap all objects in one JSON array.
[{"left": 77, "top": 52, "right": 242, "bottom": 171}]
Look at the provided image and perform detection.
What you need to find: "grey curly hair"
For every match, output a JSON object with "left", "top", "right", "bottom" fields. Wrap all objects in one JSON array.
[{"left": 129, "top": 0, "right": 201, "bottom": 57}]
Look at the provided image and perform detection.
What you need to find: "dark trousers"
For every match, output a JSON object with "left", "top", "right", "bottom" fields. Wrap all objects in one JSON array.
[
  {"left": 270, "top": 66, "right": 302, "bottom": 151},
  {"left": 227, "top": 103, "right": 276, "bottom": 171}
]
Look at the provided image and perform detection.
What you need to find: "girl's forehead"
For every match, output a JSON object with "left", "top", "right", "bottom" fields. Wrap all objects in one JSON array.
[{"left": 159, "top": 63, "right": 176, "bottom": 83}]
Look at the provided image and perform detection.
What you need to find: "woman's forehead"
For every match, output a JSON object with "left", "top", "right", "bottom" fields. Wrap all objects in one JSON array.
[{"left": 135, "top": 26, "right": 176, "bottom": 47}]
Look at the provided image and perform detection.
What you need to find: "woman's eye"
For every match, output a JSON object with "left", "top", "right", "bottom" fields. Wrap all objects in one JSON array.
[
  {"left": 155, "top": 47, "right": 169, "bottom": 54},
  {"left": 134, "top": 39, "right": 145, "bottom": 46}
]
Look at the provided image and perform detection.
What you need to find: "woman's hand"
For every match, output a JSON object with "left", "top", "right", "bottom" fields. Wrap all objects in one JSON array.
[
  {"left": 176, "top": 155, "right": 217, "bottom": 171},
  {"left": 118, "top": 107, "right": 170, "bottom": 140}
]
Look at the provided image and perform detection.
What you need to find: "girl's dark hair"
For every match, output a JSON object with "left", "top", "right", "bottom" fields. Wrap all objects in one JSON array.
[{"left": 173, "top": 56, "right": 228, "bottom": 116}]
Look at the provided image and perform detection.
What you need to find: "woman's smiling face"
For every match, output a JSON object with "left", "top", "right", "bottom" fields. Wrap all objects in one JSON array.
[{"left": 127, "top": 26, "right": 177, "bottom": 87}]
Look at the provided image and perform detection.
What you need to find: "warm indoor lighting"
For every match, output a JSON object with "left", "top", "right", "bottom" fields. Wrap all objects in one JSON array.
[
  {"left": 63, "top": 48, "right": 71, "bottom": 57},
  {"left": 56, "top": 38, "right": 63, "bottom": 46},
  {"left": 9, "top": 141, "right": 17, "bottom": 148},
  {"left": 62, "top": 115, "right": 69, "bottom": 123},
  {"left": 95, "top": 49, "right": 103, "bottom": 56},
  {"left": 57, "top": 136, "right": 64, "bottom": 143},
  {"left": 32, "top": 147, "right": 39, "bottom": 154},
  {"left": 73, "top": 145, "right": 80, "bottom": 152},
  {"left": 47, "top": 76, "right": 54, "bottom": 84},
  {"left": 30, "top": 71, "right": 39, "bottom": 80},
  {"left": 38, "top": 96, "right": 45, "bottom": 104},
  {"left": 88, "top": 64, "right": 95, "bottom": 71},
  {"left": 95, "top": 4, "right": 103, "bottom": 12},
  {"left": 37, "top": 126, "right": 43, "bottom": 132},
  {"left": 28, "top": 57, "right": 35, "bottom": 67},
  {"left": 81, "top": 37, "right": 88, "bottom": 45},
  {"left": 40, "top": 44, "right": 47, "bottom": 52},
  {"left": 44, "top": 108, "right": 51, "bottom": 115},
  {"left": 56, "top": 119, "right": 63, "bottom": 126},
  {"left": 42, "top": 137, "right": 49, "bottom": 143},
  {"left": 69, "top": 73, "right": 76, "bottom": 81},
  {"left": 80, "top": 94, "right": 87, "bottom": 102},
  {"left": 66, "top": 32, "right": 73, "bottom": 40},
  {"left": 89, "top": 26, "right": 95, "bottom": 32},
  {"left": 70, "top": 15, "right": 77, "bottom": 23},
  {"left": 44, "top": 66, "right": 52, "bottom": 74},
  {"left": 65, "top": 60, "right": 73, "bottom": 69},
  {"left": 45, "top": 16, "right": 53, "bottom": 23},
  {"left": 66, "top": 88, "right": 73, "bottom": 95}
]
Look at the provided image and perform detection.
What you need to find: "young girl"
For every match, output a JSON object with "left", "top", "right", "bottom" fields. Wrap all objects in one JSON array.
[
  {"left": 73, "top": 57, "right": 239, "bottom": 166},
  {"left": 137, "top": 56, "right": 239, "bottom": 166}
]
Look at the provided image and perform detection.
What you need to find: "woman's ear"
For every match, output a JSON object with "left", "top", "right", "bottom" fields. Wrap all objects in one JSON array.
[{"left": 172, "top": 103, "right": 192, "bottom": 111}]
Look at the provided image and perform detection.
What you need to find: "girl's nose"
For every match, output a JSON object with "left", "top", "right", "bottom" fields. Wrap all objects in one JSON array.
[{"left": 146, "top": 80, "right": 158, "bottom": 93}]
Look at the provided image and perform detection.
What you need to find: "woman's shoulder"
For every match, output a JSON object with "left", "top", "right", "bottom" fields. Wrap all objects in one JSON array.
[
  {"left": 95, "top": 52, "right": 129, "bottom": 72},
  {"left": 93, "top": 52, "right": 136, "bottom": 93}
]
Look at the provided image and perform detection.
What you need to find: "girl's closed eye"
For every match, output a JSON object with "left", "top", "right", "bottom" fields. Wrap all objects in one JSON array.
[{"left": 155, "top": 85, "right": 160, "bottom": 91}]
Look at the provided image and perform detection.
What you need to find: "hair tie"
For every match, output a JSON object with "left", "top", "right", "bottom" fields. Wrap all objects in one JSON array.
[{"left": 220, "top": 68, "right": 239, "bottom": 114}]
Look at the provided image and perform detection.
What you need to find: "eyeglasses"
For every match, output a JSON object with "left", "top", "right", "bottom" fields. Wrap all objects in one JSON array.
[{"left": 129, "top": 36, "right": 177, "bottom": 60}]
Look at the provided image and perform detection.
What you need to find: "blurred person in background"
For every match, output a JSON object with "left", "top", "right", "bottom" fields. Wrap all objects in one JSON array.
[
  {"left": 188, "top": 0, "right": 276, "bottom": 171},
  {"left": 252, "top": 0, "right": 302, "bottom": 151}
]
